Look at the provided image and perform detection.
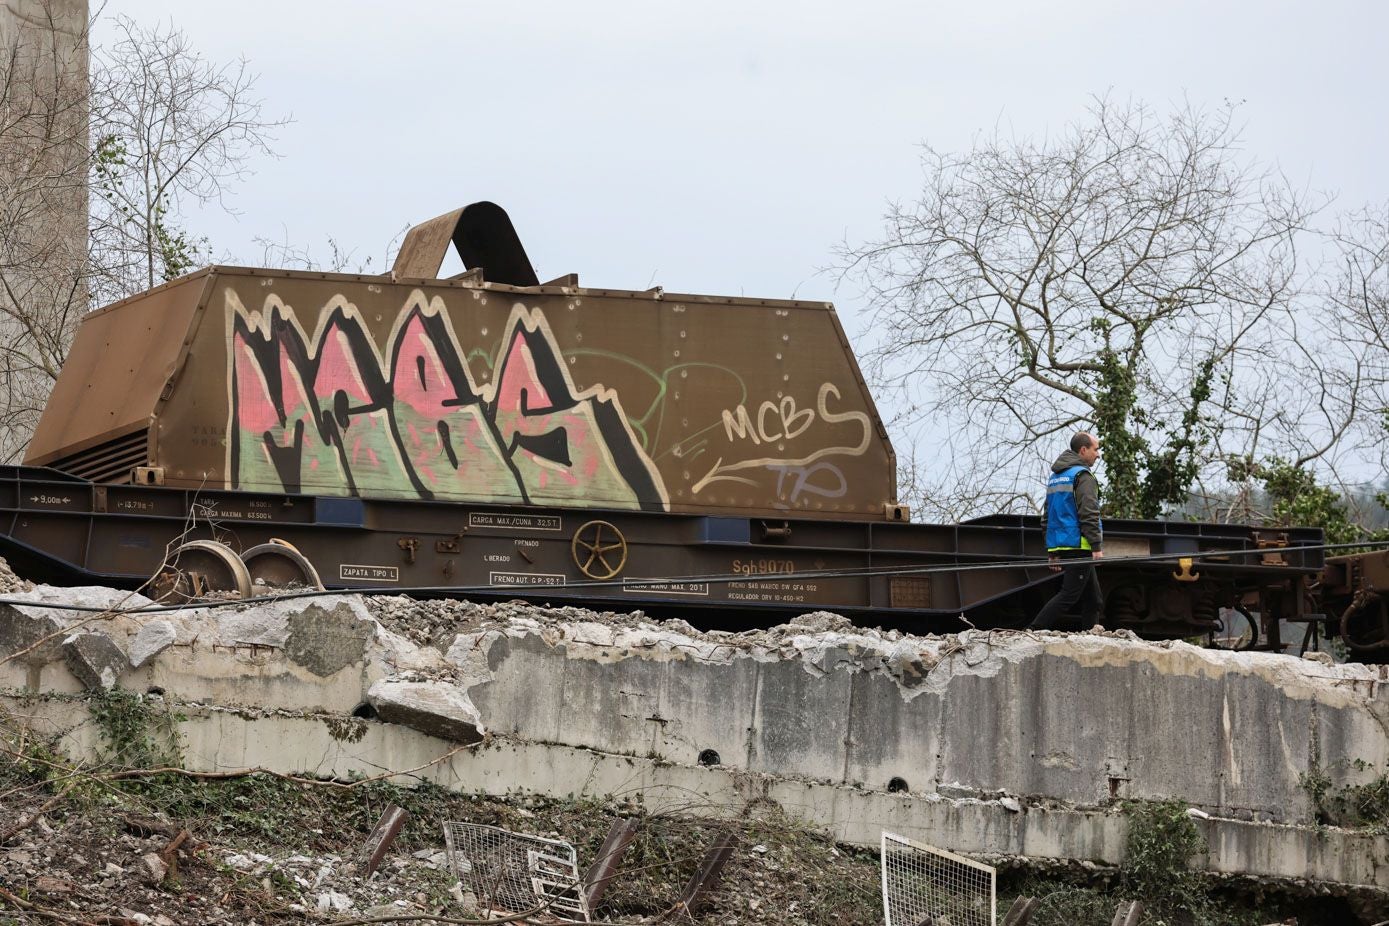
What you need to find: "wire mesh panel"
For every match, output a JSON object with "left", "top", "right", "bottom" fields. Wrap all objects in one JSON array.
[
  {"left": 881, "top": 831, "right": 996, "bottom": 926},
  {"left": 443, "top": 822, "right": 590, "bottom": 923}
]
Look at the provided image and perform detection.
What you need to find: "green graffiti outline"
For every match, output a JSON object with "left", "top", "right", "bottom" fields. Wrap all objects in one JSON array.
[{"left": 554, "top": 348, "right": 748, "bottom": 462}]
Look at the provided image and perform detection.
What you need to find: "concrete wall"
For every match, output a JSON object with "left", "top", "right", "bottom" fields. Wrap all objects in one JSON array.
[
  {"left": 457, "top": 621, "right": 1389, "bottom": 826},
  {"left": 3, "top": 589, "right": 1388, "bottom": 893},
  {"left": 6, "top": 693, "right": 1386, "bottom": 892}
]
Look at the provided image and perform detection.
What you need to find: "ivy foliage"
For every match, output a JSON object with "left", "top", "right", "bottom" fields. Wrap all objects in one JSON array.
[
  {"left": 1094, "top": 326, "right": 1220, "bottom": 520},
  {"left": 1119, "top": 800, "right": 1216, "bottom": 924},
  {"left": 1302, "top": 760, "right": 1389, "bottom": 831},
  {"left": 1225, "top": 457, "right": 1371, "bottom": 546},
  {"left": 87, "top": 686, "right": 184, "bottom": 770}
]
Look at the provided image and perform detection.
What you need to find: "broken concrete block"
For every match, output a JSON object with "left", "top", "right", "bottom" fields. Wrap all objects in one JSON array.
[
  {"left": 62, "top": 632, "right": 130, "bottom": 690},
  {"left": 366, "top": 679, "right": 485, "bottom": 744},
  {"left": 316, "top": 890, "right": 353, "bottom": 912},
  {"left": 217, "top": 605, "right": 293, "bottom": 649},
  {"left": 130, "top": 620, "right": 177, "bottom": 668},
  {"left": 0, "top": 604, "right": 64, "bottom": 665},
  {"left": 139, "top": 852, "right": 168, "bottom": 884}
]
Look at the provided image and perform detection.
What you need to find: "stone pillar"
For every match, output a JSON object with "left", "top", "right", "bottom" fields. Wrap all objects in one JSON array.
[{"left": 0, "top": 0, "right": 88, "bottom": 462}]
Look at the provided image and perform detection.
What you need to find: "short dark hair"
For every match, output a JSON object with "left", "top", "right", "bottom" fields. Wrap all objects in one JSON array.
[{"left": 1070, "top": 432, "right": 1096, "bottom": 453}]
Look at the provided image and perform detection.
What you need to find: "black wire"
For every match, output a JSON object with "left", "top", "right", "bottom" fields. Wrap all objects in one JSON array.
[{"left": 2, "top": 538, "right": 1380, "bottom": 615}]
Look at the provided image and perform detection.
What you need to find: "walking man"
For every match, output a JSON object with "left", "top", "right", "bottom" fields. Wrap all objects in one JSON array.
[{"left": 1030, "top": 431, "right": 1104, "bottom": 630}]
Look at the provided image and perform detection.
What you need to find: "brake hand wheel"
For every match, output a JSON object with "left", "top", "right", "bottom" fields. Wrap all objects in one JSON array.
[{"left": 571, "top": 520, "right": 628, "bottom": 580}]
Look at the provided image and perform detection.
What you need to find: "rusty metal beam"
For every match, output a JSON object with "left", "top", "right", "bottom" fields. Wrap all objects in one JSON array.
[
  {"left": 1002, "top": 896, "right": 1038, "bottom": 926},
  {"left": 666, "top": 830, "right": 739, "bottom": 920},
  {"left": 362, "top": 803, "right": 411, "bottom": 876},
  {"left": 581, "top": 817, "right": 639, "bottom": 912}
]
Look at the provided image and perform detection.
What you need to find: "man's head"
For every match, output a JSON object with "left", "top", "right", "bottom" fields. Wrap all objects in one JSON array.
[{"left": 1070, "top": 431, "right": 1100, "bottom": 467}]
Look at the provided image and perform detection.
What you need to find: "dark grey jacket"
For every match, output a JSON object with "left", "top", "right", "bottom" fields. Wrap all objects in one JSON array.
[{"left": 1038, "top": 449, "right": 1103, "bottom": 551}]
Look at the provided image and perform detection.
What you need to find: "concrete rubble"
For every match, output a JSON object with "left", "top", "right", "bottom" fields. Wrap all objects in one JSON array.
[
  {"left": 366, "top": 679, "right": 485, "bottom": 744},
  {"left": 62, "top": 631, "right": 130, "bottom": 690},
  {"left": 2, "top": 574, "right": 1388, "bottom": 896},
  {"left": 0, "top": 820, "right": 463, "bottom": 925}
]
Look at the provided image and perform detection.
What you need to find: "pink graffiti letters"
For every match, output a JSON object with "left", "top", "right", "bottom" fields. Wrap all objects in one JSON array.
[{"left": 227, "top": 290, "right": 668, "bottom": 511}]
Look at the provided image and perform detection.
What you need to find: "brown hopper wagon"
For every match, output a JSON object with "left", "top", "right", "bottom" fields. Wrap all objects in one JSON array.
[{"left": 2, "top": 202, "right": 1377, "bottom": 653}]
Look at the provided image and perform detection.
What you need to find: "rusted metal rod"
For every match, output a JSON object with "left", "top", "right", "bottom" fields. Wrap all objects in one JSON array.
[
  {"left": 666, "top": 830, "right": 739, "bottom": 920},
  {"left": 581, "top": 817, "right": 639, "bottom": 912},
  {"left": 362, "top": 803, "right": 412, "bottom": 876}
]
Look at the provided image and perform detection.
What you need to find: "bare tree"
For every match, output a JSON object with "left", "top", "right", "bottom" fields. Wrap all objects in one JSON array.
[
  {"left": 842, "top": 97, "right": 1318, "bottom": 519},
  {"left": 1324, "top": 206, "right": 1389, "bottom": 467},
  {"left": 0, "top": 8, "right": 286, "bottom": 461},
  {"left": 88, "top": 15, "right": 288, "bottom": 305}
]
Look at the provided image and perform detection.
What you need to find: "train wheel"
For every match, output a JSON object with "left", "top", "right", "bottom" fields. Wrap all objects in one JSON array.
[
  {"left": 1207, "top": 605, "right": 1259, "bottom": 651},
  {"left": 571, "top": 520, "right": 628, "bottom": 580},
  {"left": 148, "top": 540, "right": 253, "bottom": 603},
  {"left": 242, "top": 540, "right": 324, "bottom": 594}
]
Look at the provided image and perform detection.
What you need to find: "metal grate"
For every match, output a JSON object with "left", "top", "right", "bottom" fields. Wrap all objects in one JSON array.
[
  {"left": 47, "top": 429, "right": 148, "bottom": 484},
  {"left": 881, "top": 831, "right": 996, "bottom": 926},
  {"left": 442, "top": 822, "right": 590, "bottom": 923}
]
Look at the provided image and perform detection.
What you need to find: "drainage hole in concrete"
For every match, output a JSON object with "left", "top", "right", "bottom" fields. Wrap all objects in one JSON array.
[
  {"left": 146, "top": 686, "right": 165, "bottom": 696},
  {"left": 352, "top": 702, "right": 378, "bottom": 720},
  {"left": 887, "top": 777, "right": 909, "bottom": 793},
  {"left": 697, "top": 749, "right": 721, "bottom": 767}
]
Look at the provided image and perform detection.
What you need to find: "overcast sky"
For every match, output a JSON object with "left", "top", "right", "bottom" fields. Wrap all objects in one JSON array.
[
  {"left": 86, "top": 0, "right": 1389, "bottom": 477},
  {"left": 96, "top": 0, "right": 1389, "bottom": 356}
]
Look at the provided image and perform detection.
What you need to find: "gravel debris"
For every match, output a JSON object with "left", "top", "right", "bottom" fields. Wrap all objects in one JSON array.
[{"left": 0, "top": 555, "right": 32, "bottom": 594}]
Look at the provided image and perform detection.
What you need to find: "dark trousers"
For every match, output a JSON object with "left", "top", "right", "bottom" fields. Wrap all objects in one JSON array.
[{"left": 1030, "top": 551, "right": 1103, "bottom": 630}]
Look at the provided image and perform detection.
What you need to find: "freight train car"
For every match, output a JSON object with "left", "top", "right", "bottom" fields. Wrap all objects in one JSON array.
[{"left": 0, "top": 202, "right": 1363, "bottom": 653}]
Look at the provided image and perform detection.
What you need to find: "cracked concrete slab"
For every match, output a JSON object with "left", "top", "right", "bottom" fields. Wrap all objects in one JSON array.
[
  {"left": 3, "top": 586, "right": 1388, "bottom": 893},
  {"left": 7, "top": 692, "right": 1385, "bottom": 897},
  {"left": 366, "top": 679, "right": 484, "bottom": 744},
  {"left": 62, "top": 631, "right": 129, "bottom": 690},
  {"left": 452, "top": 618, "right": 1389, "bottom": 828}
]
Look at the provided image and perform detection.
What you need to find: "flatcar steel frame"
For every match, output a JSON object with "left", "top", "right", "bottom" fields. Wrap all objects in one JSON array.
[{"left": 0, "top": 465, "right": 1324, "bottom": 643}]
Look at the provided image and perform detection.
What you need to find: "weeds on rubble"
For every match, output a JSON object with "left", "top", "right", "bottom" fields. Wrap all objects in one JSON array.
[
  {"left": 95, "top": 775, "right": 886, "bottom": 923},
  {"left": 1008, "top": 879, "right": 1116, "bottom": 926},
  {"left": 1302, "top": 759, "right": 1389, "bottom": 831},
  {"left": 1006, "top": 800, "right": 1285, "bottom": 926},
  {"left": 132, "top": 769, "right": 332, "bottom": 838},
  {"left": 1119, "top": 799, "right": 1216, "bottom": 923},
  {"left": 88, "top": 686, "right": 184, "bottom": 769},
  {"left": 0, "top": 724, "right": 66, "bottom": 791}
]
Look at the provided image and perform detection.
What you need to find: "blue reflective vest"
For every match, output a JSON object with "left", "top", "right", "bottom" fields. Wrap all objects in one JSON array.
[{"left": 1045, "top": 465, "right": 1099, "bottom": 551}]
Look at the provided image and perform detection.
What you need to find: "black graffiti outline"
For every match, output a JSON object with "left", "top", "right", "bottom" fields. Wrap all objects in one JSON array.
[{"left": 228, "top": 292, "right": 668, "bottom": 511}]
